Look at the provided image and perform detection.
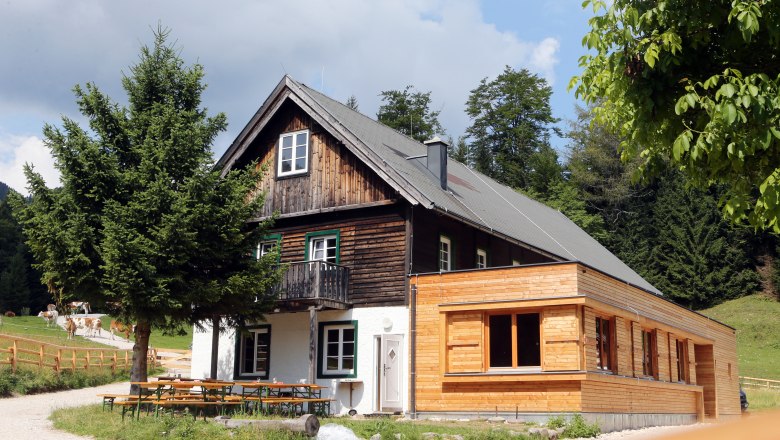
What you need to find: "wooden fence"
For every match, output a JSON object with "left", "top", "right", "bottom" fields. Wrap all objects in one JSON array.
[
  {"left": 0, "top": 333, "right": 158, "bottom": 373},
  {"left": 740, "top": 376, "right": 780, "bottom": 391}
]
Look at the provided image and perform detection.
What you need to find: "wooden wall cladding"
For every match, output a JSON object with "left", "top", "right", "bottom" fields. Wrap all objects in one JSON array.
[
  {"left": 272, "top": 208, "right": 407, "bottom": 306},
  {"left": 581, "top": 378, "right": 699, "bottom": 414},
  {"left": 578, "top": 269, "right": 740, "bottom": 416},
  {"left": 412, "top": 262, "right": 737, "bottom": 418},
  {"left": 249, "top": 102, "right": 397, "bottom": 217}
]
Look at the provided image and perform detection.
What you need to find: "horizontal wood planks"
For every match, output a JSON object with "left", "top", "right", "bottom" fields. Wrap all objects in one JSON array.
[
  {"left": 249, "top": 102, "right": 396, "bottom": 218},
  {"left": 412, "top": 262, "right": 738, "bottom": 418},
  {"left": 581, "top": 377, "right": 699, "bottom": 414},
  {"left": 578, "top": 268, "right": 739, "bottom": 417},
  {"left": 273, "top": 209, "right": 407, "bottom": 305},
  {"left": 543, "top": 306, "right": 579, "bottom": 371}
]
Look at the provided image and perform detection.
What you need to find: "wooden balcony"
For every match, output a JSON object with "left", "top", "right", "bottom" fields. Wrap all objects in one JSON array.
[{"left": 274, "top": 261, "right": 351, "bottom": 310}]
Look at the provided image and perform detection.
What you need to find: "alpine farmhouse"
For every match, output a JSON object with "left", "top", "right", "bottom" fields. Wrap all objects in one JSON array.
[{"left": 190, "top": 76, "right": 741, "bottom": 431}]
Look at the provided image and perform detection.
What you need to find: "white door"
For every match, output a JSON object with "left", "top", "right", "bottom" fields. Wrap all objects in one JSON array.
[{"left": 380, "top": 334, "right": 403, "bottom": 411}]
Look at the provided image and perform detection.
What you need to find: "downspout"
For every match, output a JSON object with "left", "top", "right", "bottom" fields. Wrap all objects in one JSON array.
[{"left": 410, "top": 279, "right": 418, "bottom": 419}]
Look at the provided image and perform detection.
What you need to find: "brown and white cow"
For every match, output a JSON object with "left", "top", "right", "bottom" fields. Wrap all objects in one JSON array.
[
  {"left": 72, "top": 317, "right": 102, "bottom": 337},
  {"left": 110, "top": 321, "right": 134, "bottom": 341},
  {"left": 64, "top": 318, "right": 77, "bottom": 340},
  {"left": 67, "top": 301, "right": 91, "bottom": 315},
  {"left": 37, "top": 310, "right": 59, "bottom": 327}
]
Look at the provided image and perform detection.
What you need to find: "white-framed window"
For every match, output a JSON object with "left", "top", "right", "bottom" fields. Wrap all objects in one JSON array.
[
  {"left": 257, "top": 240, "right": 276, "bottom": 259},
  {"left": 476, "top": 248, "right": 488, "bottom": 269},
  {"left": 320, "top": 323, "right": 356, "bottom": 376},
  {"left": 309, "top": 234, "right": 338, "bottom": 264},
  {"left": 512, "top": 259, "right": 521, "bottom": 266},
  {"left": 277, "top": 130, "right": 309, "bottom": 177},
  {"left": 439, "top": 235, "right": 452, "bottom": 271},
  {"left": 238, "top": 326, "right": 270, "bottom": 378}
]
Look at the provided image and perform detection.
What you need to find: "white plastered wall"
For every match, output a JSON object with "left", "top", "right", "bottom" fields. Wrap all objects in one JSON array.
[{"left": 191, "top": 306, "right": 409, "bottom": 415}]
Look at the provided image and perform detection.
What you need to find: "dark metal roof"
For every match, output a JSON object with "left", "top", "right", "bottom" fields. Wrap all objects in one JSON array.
[{"left": 219, "top": 76, "right": 662, "bottom": 295}]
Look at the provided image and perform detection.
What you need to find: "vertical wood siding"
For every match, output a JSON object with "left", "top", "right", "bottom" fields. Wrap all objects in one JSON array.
[{"left": 247, "top": 102, "right": 397, "bottom": 217}]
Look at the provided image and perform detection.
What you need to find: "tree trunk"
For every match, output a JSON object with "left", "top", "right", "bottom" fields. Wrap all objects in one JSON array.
[
  {"left": 210, "top": 315, "right": 220, "bottom": 380},
  {"left": 213, "top": 414, "right": 320, "bottom": 437},
  {"left": 129, "top": 321, "right": 151, "bottom": 394}
]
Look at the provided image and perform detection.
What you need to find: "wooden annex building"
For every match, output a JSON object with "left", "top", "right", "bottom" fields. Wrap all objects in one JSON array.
[{"left": 190, "top": 76, "right": 740, "bottom": 431}]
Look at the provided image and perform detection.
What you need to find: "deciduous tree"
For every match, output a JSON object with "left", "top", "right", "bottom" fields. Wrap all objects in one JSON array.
[
  {"left": 466, "top": 66, "right": 560, "bottom": 190},
  {"left": 573, "top": 0, "right": 780, "bottom": 230},
  {"left": 377, "top": 85, "right": 443, "bottom": 142}
]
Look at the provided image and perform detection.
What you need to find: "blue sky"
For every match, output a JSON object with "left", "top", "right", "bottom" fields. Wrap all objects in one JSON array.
[{"left": 0, "top": 0, "right": 593, "bottom": 194}]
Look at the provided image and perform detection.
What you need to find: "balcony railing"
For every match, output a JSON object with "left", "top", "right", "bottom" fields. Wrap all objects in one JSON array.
[{"left": 274, "top": 260, "right": 350, "bottom": 308}]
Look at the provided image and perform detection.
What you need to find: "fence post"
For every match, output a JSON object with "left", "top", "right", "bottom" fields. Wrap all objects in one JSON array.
[
  {"left": 85, "top": 350, "right": 90, "bottom": 370},
  {"left": 112, "top": 352, "right": 117, "bottom": 372},
  {"left": 125, "top": 350, "right": 128, "bottom": 368},
  {"left": 71, "top": 350, "right": 76, "bottom": 371},
  {"left": 55, "top": 349, "right": 61, "bottom": 373},
  {"left": 39, "top": 344, "right": 44, "bottom": 367},
  {"left": 11, "top": 340, "right": 17, "bottom": 373}
]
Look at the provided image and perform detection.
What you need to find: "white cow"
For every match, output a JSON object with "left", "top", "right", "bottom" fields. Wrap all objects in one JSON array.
[{"left": 37, "top": 310, "right": 58, "bottom": 328}]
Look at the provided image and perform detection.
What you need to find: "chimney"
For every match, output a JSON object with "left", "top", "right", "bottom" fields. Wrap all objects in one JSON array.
[{"left": 424, "top": 136, "right": 449, "bottom": 190}]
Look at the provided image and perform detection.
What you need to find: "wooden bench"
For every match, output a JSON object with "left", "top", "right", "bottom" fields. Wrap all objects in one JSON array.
[
  {"left": 97, "top": 394, "right": 153, "bottom": 412},
  {"left": 154, "top": 400, "right": 243, "bottom": 420}
]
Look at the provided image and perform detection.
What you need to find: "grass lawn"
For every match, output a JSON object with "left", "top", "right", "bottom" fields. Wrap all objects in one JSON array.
[
  {"left": 99, "top": 315, "right": 193, "bottom": 351},
  {"left": 0, "top": 315, "right": 113, "bottom": 349},
  {"left": 744, "top": 388, "right": 780, "bottom": 412},
  {"left": 699, "top": 294, "right": 780, "bottom": 380},
  {"left": 51, "top": 405, "right": 538, "bottom": 440}
]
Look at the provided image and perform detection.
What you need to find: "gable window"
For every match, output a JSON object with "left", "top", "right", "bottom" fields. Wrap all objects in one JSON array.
[
  {"left": 512, "top": 259, "right": 521, "bottom": 266},
  {"left": 641, "top": 329, "right": 657, "bottom": 378},
  {"left": 595, "top": 317, "right": 613, "bottom": 371},
  {"left": 318, "top": 321, "right": 357, "bottom": 377},
  {"left": 476, "top": 248, "right": 488, "bottom": 269},
  {"left": 277, "top": 130, "right": 309, "bottom": 177},
  {"left": 439, "top": 235, "right": 452, "bottom": 271},
  {"left": 676, "top": 339, "right": 689, "bottom": 383},
  {"left": 487, "top": 312, "right": 541, "bottom": 369},
  {"left": 306, "top": 230, "right": 340, "bottom": 264},
  {"left": 236, "top": 326, "right": 271, "bottom": 379}
]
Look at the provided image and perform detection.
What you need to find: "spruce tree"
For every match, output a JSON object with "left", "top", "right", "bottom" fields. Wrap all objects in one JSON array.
[{"left": 12, "top": 28, "right": 281, "bottom": 387}]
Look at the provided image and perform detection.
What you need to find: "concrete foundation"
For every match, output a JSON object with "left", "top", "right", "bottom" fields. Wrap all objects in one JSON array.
[{"left": 413, "top": 412, "right": 698, "bottom": 433}]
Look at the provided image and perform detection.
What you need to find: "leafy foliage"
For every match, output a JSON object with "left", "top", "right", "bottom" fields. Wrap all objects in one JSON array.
[
  {"left": 466, "top": 66, "right": 560, "bottom": 190},
  {"left": 377, "top": 85, "right": 443, "bottom": 142},
  {"left": 573, "top": 0, "right": 780, "bottom": 230},
  {"left": 10, "top": 27, "right": 281, "bottom": 384}
]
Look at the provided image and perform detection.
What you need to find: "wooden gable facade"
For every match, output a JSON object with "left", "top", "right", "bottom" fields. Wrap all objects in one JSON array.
[
  {"left": 238, "top": 100, "right": 398, "bottom": 218},
  {"left": 226, "top": 90, "right": 556, "bottom": 308}
]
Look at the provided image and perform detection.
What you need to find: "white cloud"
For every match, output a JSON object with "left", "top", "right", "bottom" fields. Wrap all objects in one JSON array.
[
  {"left": 0, "top": 0, "right": 562, "bottom": 155},
  {"left": 0, "top": 133, "right": 60, "bottom": 196}
]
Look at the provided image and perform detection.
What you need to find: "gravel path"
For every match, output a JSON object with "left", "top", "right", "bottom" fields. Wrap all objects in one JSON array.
[
  {"left": 0, "top": 381, "right": 130, "bottom": 440},
  {"left": 573, "top": 423, "right": 706, "bottom": 439}
]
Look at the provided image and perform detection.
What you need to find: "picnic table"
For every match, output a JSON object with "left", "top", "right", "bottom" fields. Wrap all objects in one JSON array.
[
  {"left": 234, "top": 382, "right": 331, "bottom": 416},
  {"left": 101, "top": 379, "right": 333, "bottom": 420}
]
